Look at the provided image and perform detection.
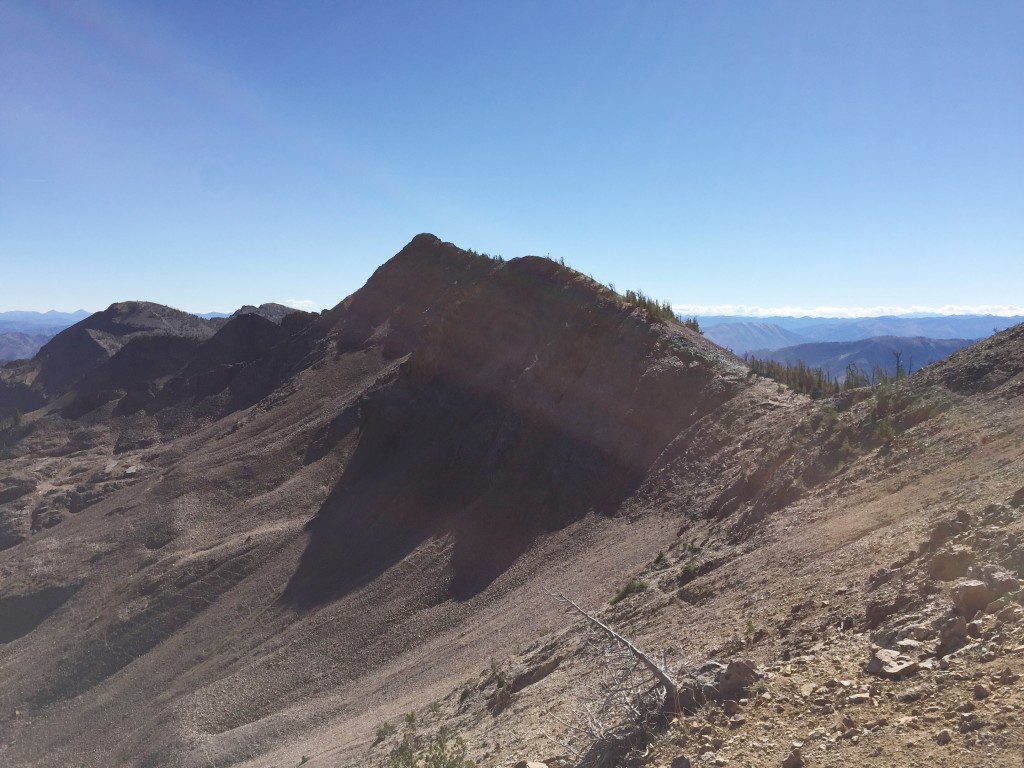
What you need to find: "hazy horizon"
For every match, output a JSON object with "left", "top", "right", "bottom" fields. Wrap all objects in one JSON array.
[{"left": 3, "top": 299, "right": 1024, "bottom": 321}]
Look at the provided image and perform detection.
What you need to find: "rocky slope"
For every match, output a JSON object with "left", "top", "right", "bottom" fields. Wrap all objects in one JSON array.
[{"left": 0, "top": 235, "right": 1022, "bottom": 768}]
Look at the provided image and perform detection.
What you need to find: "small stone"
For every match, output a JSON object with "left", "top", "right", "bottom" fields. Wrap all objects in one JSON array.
[
  {"left": 848, "top": 692, "right": 871, "bottom": 705},
  {"left": 670, "top": 758, "right": 692, "bottom": 768},
  {"left": 781, "top": 747, "right": 803, "bottom": 768},
  {"left": 935, "top": 728, "right": 952, "bottom": 745},
  {"left": 973, "top": 683, "right": 990, "bottom": 700},
  {"left": 899, "top": 686, "right": 926, "bottom": 703},
  {"left": 899, "top": 624, "right": 936, "bottom": 641},
  {"left": 992, "top": 667, "right": 1019, "bottom": 684}
]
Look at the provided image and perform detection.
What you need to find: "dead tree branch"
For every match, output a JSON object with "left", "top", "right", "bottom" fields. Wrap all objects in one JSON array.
[{"left": 550, "top": 592, "right": 680, "bottom": 702}]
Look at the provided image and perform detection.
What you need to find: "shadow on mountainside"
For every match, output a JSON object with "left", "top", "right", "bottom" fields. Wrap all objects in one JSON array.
[
  {"left": 282, "top": 377, "right": 643, "bottom": 606},
  {"left": 283, "top": 242, "right": 742, "bottom": 607}
]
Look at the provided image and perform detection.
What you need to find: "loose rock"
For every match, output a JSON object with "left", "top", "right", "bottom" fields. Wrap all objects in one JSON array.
[
  {"left": 951, "top": 579, "right": 994, "bottom": 618},
  {"left": 929, "top": 546, "right": 974, "bottom": 580}
]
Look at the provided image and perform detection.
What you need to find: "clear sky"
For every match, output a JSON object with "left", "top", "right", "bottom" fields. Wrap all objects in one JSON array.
[{"left": 2, "top": 1, "right": 1022, "bottom": 315}]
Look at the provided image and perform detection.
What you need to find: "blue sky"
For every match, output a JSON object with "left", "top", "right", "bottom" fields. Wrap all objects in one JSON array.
[{"left": 2, "top": 1, "right": 1022, "bottom": 315}]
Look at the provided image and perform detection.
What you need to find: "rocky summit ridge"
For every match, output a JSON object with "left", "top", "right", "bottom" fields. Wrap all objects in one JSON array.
[{"left": 0, "top": 235, "right": 1023, "bottom": 768}]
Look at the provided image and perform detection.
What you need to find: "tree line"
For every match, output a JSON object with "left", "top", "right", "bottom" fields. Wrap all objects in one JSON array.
[{"left": 744, "top": 353, "right": 911, "bottom": 398}]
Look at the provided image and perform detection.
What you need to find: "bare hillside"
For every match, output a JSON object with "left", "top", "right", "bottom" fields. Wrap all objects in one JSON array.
[{"left": 1, "top": 236, "right": 1022, "bottom": 768}]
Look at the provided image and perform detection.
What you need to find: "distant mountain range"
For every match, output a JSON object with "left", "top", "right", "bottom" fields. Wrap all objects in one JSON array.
[
  {"left": 700, "top": 314, "right": 1024, "bottom": 354},
  {"left": 747, "top": 335, "right": 974, "bottom": 381},
  {"left": 4, "top": 308, "right": 1019, "bottom": 367},
  {"left": 0, "top": 309, "right": 90, "bottom": 335}
]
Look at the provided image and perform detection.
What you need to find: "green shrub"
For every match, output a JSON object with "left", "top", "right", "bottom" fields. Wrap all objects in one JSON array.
[
  {"left": 610, "top": 578, "right": 648, "bottom": 605},
  {"left": 677, "top": 560, "right": 698, "bottom": 585},
  {"left": 870, "top": 416, "right": 896, "bottom": 442},
  {"left": 374, "top": 722, "right": 397, "bottom": 745},
  {"left": 389, "top": 733, "right": 418, "bottom": 768},
  {"left": 389, "top": 727, "right": 473, "bottom": 768},
  {"left": 423, "top": 726, "right": 472, "bottom": 768}
]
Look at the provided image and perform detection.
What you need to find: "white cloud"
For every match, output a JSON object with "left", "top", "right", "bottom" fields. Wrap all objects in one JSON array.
[
  {"left": 672, "top": 304, "right": 1024, "bottom": 318},
  {"left": 282, "top": 298, "right": 319, "bottom": 310}
]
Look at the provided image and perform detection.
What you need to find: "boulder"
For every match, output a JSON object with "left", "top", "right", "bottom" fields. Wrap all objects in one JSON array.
[
  {"left": 951, "top": 579, "right": 993, "bottom": 618},
  {"left": 928, "top": 546, "right": 974, "bottom": 580},
  {"left": 865, "top": 647, "right": 918, "bottom": 679},
  {"left": 718, "top": 659, "right": 761, "bottom": 697},
  {"left": 677, "top": 659, "right": 762, "bottom": 710}
]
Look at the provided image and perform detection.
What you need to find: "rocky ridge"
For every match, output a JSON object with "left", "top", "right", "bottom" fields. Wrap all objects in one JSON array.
[{"left": 0, "top": 235, "right": 1021, "bottom": 768}]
